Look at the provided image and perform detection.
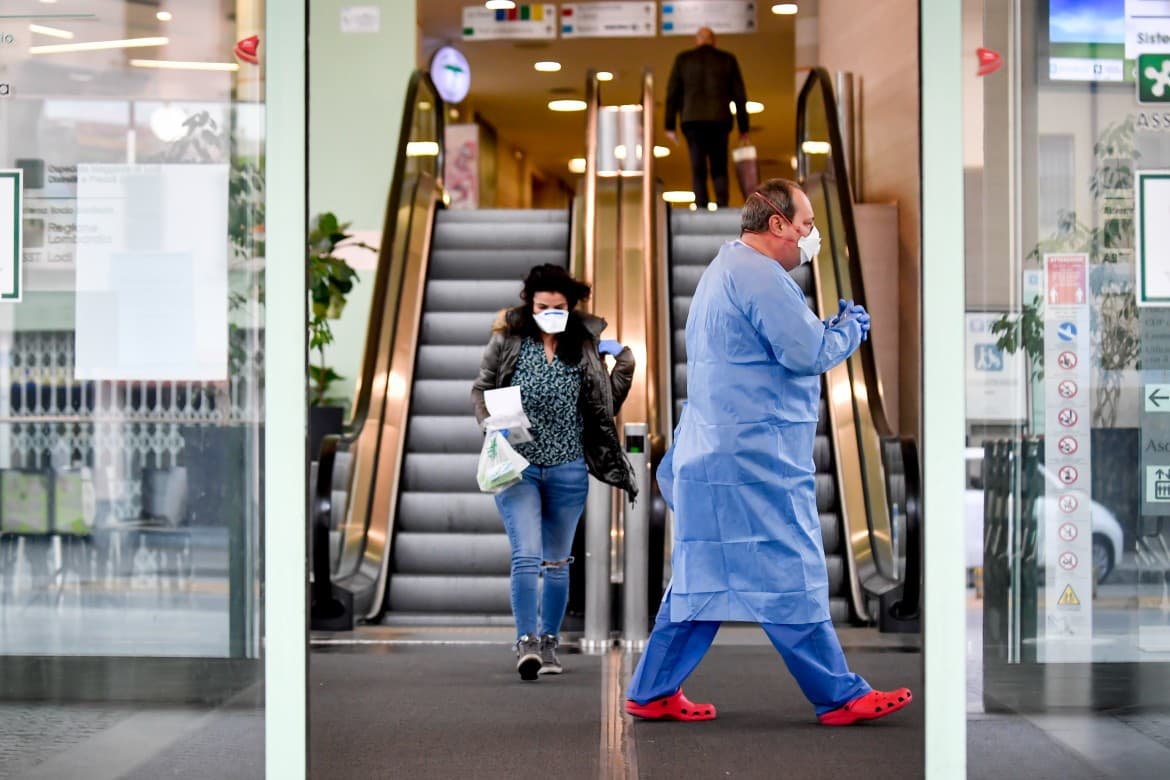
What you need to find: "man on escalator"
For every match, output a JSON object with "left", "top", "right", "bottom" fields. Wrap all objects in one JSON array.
[{"left": 625, "top": 178, "right": 913, "bottom": 726}]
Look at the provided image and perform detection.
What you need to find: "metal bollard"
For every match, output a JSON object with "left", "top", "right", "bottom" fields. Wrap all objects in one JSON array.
[
  {"left": 582, "top": 475, "right": 613, "bottom": 653},
  {"left": 622, "top": 423, "right": 651, "bottom": 649}
]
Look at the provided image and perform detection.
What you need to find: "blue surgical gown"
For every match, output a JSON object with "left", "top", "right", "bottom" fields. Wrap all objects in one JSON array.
[{"left": 661, "top": 240, "right": 862, "bottom": 625}]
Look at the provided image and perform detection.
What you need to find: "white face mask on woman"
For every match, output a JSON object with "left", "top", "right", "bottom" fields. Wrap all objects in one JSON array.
[
  {"left": 798, "top": 225, "right": 822, "bottom": 265},
  {"left": 533, "top": 309, "right": 569, "bottom": 334}
]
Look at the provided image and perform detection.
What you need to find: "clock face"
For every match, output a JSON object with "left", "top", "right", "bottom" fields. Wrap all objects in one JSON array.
[{"left": 430, "top": 46, "right": 471, "bottom": 105}]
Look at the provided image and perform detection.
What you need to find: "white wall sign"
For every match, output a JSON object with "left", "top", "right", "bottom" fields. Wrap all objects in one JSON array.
[
  {"left": 1041, "top": 253, "right": 1093, "bottom": 661},
  {"left": 0, "top": 170, "right": 21, "bottom": 301},
  {"left": 561, "top": 2, "right": 656, "bottom": 38},
  {"left": 964, "top": 312, "right": 1026, "bottom": 422},
  {"left": 661, "top": 0, "right": 757, "bottom": 36},
  {"left": 340, "top": 5, "right": 380, "bottom": 34},
  {"left": 1137, "top": 170, "right": 1170, "bottom": 306},
  {"left": 1126, "top": 0, "right": 1170, "bottom": 58},
  {"left": 462, "top": 4, "right": 557, "bottom": 40},
  {"left": 74, "top": 164, "right": 229, "bottom": 381}
]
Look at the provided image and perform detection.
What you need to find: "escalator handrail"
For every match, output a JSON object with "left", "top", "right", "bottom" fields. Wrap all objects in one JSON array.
[
  {"left": 312, "top": 70, "right": 443, "bottom": 607},
  {"left": 796, "top": 67, "right": 894, "bottom": 436},
  {"left": 796, "top": 67, "right": 922, "bottom": 623}
]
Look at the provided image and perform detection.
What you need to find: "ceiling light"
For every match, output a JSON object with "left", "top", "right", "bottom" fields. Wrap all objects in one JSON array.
[
  {"left": 418, "top": 101, "right": 432, "bottom": 110},
  {"left": 29, "top": 24, "right": 74, "bottom": 39},
  {"left": 663, "top": 191, "right": 696, "bottom": 204},
  {"left": 534, "top": 61, "right": 561, "bottom": 72},
  {"left": 156, "top": 11, "right": 173, "bottom": 21},
  {"left": 548, "top": 99, "right": 587, "bottom": 112},
  {"left": 790, "top": 155, "right": 799, "bottom": 169},
  {"left": 30, "top": 36, "right": 168, "bottom": 54},
  {"left": 485, "top": 1, "right": 516, "bottom": 9},
  {"left": 149, "top": 105, "right": 187, "bottom": 142},
  {"left": 614, "top": 145, "right": 627, "bottom": 160},
  {"left": 653, "top": 145, "right": 670, "bottom": 158},
  {"left": 568, "top": 158, "right": 586, "bottom": 174},
  {"left": 729, "top": 101, "right": 765, "bottom": 115},
  {"left": 802, "top": 141, "right": 832, "bottom": 155},
  {"left": 130, "top": 59, "right": 239, "bottom": 71},
  {"left": 707, "top": 203, "right": 718, "bottom": 211},
  {"left": 771, "top": 3, "right": 799, "bottom": 14},
  {"left": 406, "top": 141, "right": 439, "bottom": 157},
  {"left": 596, "top": 71, "right": 614, "bottom": 82}
]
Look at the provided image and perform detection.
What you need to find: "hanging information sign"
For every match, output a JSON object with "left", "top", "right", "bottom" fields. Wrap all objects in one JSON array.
[
  {"left": 561, "top": 2, "right": 656, "bottom": 38},
  {"left": 462, "top": 4, "right": 557, "bottom": 40},
  {"left": 660, "top": 1, "right": 757, "bottom": 36}
]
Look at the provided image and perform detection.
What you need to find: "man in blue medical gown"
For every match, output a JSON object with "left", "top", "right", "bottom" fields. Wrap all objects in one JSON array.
[{"left": 625, "top": 178, "right": 912, "bottom": 726}]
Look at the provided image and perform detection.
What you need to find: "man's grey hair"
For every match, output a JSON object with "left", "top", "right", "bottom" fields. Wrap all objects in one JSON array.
[{"left": 740, "top": 178, "right": 801, "bottom": 233}]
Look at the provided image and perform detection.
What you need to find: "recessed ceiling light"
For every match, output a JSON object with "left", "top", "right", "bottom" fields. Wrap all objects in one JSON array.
[
  {"left": 418, "top": 101, "right": 432, "bottom": 110},
  {"left": 663, "top": 191, "right": 696, "bottom": 204},
  {"left": 130, "top": 59, "right": 239, "bottom": 71},
  {"left": 548, "top": 99, "right": 587, "bottom": 112},
  {"left": 596, "top": 71, "right": 614, "bottom": 82},
  {"left": 156, "top": 11, "right": 173, "bottom": 21},
  {"left": 614, "top": 145, "right": 627, "bottom": 160},
  {"left": 653, "top": 145, "right": 670, "bottom": 158},
  {"left": 30, "top": 36, "right": 168, "bottom": 54},
  {"left": 802, "top": 141, "right": 832, "bottom": 155},
  {"left": 28, "top": 24, "right": 74, "bottom": 39},
  {"left": 771, "top": 3, "right": 799, "bottom": 14},
  {"left": 485, "top": 1, "right": 516, "bottom": 10},
  {"left": 729, "top": 101, "right": 765, "bottom": 115},
  {"left": 534, "top": 61, "right": 561, "bottom": 72},
  {"left": 568, "top": 158, "right": 586, "bottom": 174},
  {"left": 406, "top": 141, "right": 440, "bottom": 158},
  {"left": 707, "top": 203, "right": 718, "bottom": 211}
]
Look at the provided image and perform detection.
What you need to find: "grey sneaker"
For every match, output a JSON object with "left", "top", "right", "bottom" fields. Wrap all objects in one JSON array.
[
  {"left": 537, "top": 634, "right": 562, "bottom": 675},
  {"left": 515, "top": 634, "right": 542, "bottom": 681}
]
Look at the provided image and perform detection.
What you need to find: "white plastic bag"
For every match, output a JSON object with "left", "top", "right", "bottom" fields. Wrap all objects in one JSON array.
[{"left": 476, "top": 430, "right": 530, "bottom": 494}]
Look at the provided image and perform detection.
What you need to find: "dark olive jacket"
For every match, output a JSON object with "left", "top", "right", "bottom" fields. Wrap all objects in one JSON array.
[
  {"left": 471, "top": 307, "right": 638, "bottom": 500},
  {"left": 664, "top": 44, "right": 749, "bottom": 134}
]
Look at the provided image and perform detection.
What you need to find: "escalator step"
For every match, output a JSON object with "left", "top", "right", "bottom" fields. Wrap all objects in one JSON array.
[
  {"left": 401, "top": 453, "right": 480, "bottom": 493},
  {"left": 815, "top": 474, "right": 836, "bottom": 512},
  {"left": 671, "top": 264, "right": 707, "bottom": 298},
  {"left": 431, "top": 220, "right": 567, "bottom": 252},
  {"left": 670, "top": 209, "right": 742, "bottom": 237},
  {"left": 429, "top": 248, "right": 567, "bottom": 280},
  {"left": 790, "top": 264, "right": 813, "bottom": 296},
  {"left": 827, "top": 554, "right": 845, "bottom": 594},
  {"left": 820, "top": 512, "right": 840, "bottom": 554},
  {"left": 420, "top": 312, "right": 498, "bottom": 346},
  {"left": 410, "top": 380, "right": 475, "bottom": 416},
  {"left": 415, "top": 345, "right": 489, "bottom": 380},
  {"left": 670, "top": 234, "right": 730, "bottom": 268},
  {"left": 387, "top": 574, "right": 511, "bottom": 614},
  {"left": 392, "top": 532, "right": 510, "bottom": 575},
  {"left": 406, "top": 415, "right": 484, "bottom": 454},
  {"left": 426, "top": 280, "right": 524, "bottom": 312},
  {"left": 436, "top": 209, "right": 568, "bottom": 224},
  {"left": 814, "top": 435, "right": 831, "bottom": 472},
  {"left": 397, "top": 491, "right": 502, "bottom": 534}
]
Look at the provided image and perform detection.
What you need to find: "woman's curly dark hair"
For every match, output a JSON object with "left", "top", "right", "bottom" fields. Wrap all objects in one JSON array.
[{"left": 513, "top": 264, "right": 593, "bottom": 365}]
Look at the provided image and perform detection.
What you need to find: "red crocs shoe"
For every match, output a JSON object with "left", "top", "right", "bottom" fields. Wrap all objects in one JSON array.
[
  {"left": 625, "top": 689, "right": 716, "bottom": 721},
  {"left": 819, "top": 688, "right": 913, "bottom": 726}
]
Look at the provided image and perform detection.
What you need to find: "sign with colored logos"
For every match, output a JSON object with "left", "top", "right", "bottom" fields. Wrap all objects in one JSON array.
[
  {"left": 462, "top": 4, "right": 557, "bottom": 40},
  {"left": 0, "top": 169, "right": 21, "bottom": 301},
  {"left": 561, "top": 2, "right": 656, "bottom": 38},
  {"left": 1042, "top": 253, "right": 1093, "bottom": 660},
  {"left": 660, "top": 1, "right": 757, "bottom": 36},
  {"left": 1136, "top": 171, "right": 1170, "bottom": 306},
  {"left": 964, "top": 312, "right": 1026, "bottom": 422}
]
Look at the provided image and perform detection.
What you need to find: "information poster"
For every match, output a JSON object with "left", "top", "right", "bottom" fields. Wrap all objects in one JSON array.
[
  {"left": 561, "top": 3, "right": 656, "bottom": 38},
  {"left": 0, "top": 169, "right": 21, "bottom": 301},
  {"left": 1042, "top": 253, "right": 1094, "bottom": 661},
  {"left": 462, "top": 4, "right": 557, "bottom": 40},
  {"left": 444, "top": 123, "right": 480, "bottom": 210},
  {"left": 660, "top": 1, "right": 757, "bottom": 36},
  {"left": 1136, "top": 170, "right": 1170, "bottom": 306}
]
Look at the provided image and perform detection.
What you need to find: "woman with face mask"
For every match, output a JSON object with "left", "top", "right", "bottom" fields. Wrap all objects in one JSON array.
[{"left": 472, "top": 264, "right": 637, "bottom": 680}]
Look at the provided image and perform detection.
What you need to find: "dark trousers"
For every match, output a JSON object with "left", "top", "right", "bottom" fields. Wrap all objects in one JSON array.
[{"left": 682, "top": 121, "right": 732, "bottom": 208}]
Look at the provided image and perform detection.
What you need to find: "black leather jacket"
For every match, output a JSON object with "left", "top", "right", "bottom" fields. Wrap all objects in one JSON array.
[{"left": 471, "top": 307, "right": 638, "bottom": 500}]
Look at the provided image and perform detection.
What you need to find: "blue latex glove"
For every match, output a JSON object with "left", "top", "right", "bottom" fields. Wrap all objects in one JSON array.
[
  {"left": 498, "top": 428, "right": 510, "bottom": 440},
  {"left": 828, "top": 298, "right": 852, "bottom": 327},
  {"left": 846, "top": 303, "right": 871, "bottom": 341},
  {"left": 598, "top": 339, "right": 624, "bottom": 357}
]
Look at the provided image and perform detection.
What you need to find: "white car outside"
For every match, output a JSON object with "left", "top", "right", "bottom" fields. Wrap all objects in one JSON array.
[{"left": 965, "top": 449, "right": 1124, "bottom": 582}]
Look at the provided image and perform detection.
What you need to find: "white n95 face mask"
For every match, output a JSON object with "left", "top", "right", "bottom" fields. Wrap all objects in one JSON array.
[
  {"left": 533, "top": 309, "right": 569, "bottom": 334},
  {"left": 798, "top": 225, "right": 822, "bottom": 265}
]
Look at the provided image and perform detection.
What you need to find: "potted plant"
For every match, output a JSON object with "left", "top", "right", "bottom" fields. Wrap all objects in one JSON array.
[{"left": 308, "top": 212, "right": 375, "bottom": 457}]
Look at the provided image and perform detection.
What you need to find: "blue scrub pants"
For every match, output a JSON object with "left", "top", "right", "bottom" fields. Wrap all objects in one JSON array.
[{"left": 627, "top": 599, "right": 871, "bottom": 715}]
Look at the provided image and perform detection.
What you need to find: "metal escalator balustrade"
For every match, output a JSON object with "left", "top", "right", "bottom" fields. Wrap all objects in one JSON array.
[
  {"left": 385, "top": 208, "right": 572, "bottom": 622},
  {"left": 665, "top": 208, "right": 850, "bottom": 625}
]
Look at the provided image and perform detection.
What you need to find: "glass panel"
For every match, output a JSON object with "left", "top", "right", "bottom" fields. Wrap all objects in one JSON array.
[
  {"left": 966, "top": 0, "right": 1170, "bottom": 774},
  {"left": 1, "top": 0, "right": 268, "bottom": 774}
]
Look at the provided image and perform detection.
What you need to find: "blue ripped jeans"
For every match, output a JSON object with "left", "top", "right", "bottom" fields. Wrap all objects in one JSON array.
[{"left": 494, "top": 457, "right": 589, "bottom": 639}]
